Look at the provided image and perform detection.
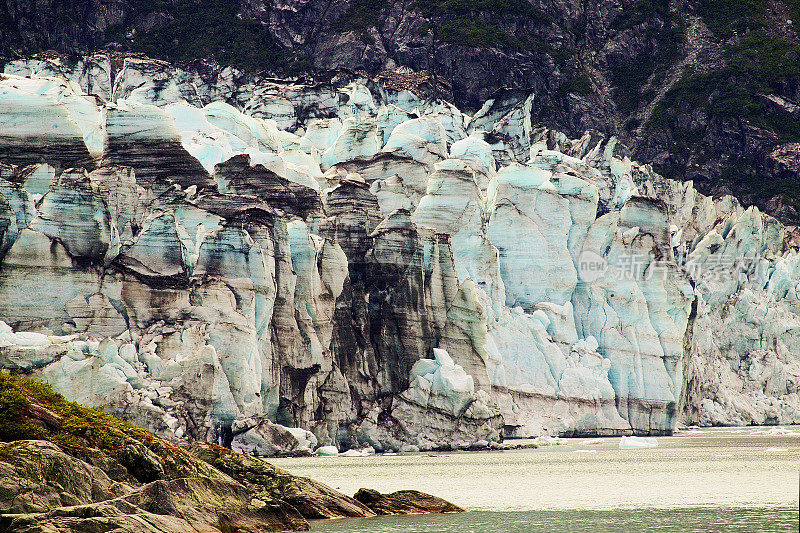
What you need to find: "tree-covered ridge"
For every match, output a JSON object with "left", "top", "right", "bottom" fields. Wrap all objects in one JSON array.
[
  {"left": 105, "top": 0, "right": 288, "bottom": 72},
  {"left": 645, "top": 0, "right": 800, "bottom": 215}
]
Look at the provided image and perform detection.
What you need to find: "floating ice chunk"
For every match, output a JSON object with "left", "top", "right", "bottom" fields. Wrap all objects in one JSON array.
[
  {"left": 619, "top": 436, "right": 658, "bottom": 449},
  {"left": 315, "top": 445, "right": 339, "bottom": 456},
  {"left": 340, "top": 449, "right": 365, "bottom": 457},
  {"left": 341, "top": 447, "right": 375, "bottom": 457},
  {"left": 534, "top": 435, "right": 562, "bottom": 446}
]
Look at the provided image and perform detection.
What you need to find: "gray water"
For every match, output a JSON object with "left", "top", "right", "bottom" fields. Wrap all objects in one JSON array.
[
  {"left": 308, "top": 508, "right": 796, "bottom": 532},
  {"left": 270, "top": 427, "right": 800, "bottom": 532}
]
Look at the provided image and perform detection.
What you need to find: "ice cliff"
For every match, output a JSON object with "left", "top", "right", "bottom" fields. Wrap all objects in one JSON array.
[{"left": 0, "top": 54, "right": 796, "bottom": 453}]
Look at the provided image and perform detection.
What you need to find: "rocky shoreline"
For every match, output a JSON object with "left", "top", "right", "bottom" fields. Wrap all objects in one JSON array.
[{"left": 0, "top": 372, "right": 463, "bottom": 533}]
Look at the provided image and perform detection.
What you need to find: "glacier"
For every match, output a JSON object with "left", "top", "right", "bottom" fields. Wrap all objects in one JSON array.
[{"left": 0, "top": 53, "right": 797, "bottom": 453}]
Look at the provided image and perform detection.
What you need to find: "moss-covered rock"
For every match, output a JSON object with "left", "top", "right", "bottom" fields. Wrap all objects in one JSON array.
[
  {"left": 0, "top": 372, "right": 314, "bottom": 531},
  {"left": 0, "top": 371, "right": 216, "bottom": 483},
  {"left": 188, "top": 443, "right": 374, "bottom": 519},
  {"left": 0, "top": 462, "right": 310, "bottom": 532}
]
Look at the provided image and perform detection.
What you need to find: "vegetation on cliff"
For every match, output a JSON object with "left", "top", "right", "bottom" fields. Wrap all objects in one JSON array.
[
  {"left": 645, "top": 1, "right": 800, "bottom": 216},
  {"left": 107, "top": 0, "right": 288, "bottom": 72}
]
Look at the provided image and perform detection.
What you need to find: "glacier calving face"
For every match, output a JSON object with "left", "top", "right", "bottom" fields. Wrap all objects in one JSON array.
[{"left": 0, "top": 54, "right": 797, "bottom": 454}]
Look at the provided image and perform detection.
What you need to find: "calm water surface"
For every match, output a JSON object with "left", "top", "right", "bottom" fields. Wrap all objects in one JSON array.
[{"left": 270, "top": 427, "right": 800, "bottom": 532}]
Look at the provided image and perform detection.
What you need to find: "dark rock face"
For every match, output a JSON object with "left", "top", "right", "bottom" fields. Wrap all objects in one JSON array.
[
  {"left": 0, "top": 472, "right": 312, "bottom": 533},
  {"left": 2, "top": 0, "right": 800, "bottom": 223}
]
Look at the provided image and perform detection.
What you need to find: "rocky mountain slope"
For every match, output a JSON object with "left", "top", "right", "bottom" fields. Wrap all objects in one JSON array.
[
  {"left": 0, "top": 55, "right": 797, "bottom": 455},
  {"left": 0, "top": 0, "right": 799, "bottom": 223},
  {"left": 0, "top": 371, "right": 462, "bottom": 532}
]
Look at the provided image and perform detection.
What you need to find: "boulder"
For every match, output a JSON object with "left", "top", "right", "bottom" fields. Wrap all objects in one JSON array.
[{"left": 353, "top": 488, "right": 464, "bottom": 515}]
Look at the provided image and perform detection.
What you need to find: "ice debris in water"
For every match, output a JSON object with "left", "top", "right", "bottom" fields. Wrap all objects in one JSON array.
[
  {"left": 533, "top": 435, "right": 563, "bottom": 447},
  {"left": 315, "top": 445, "right": 340, "bottom": 456},
  {"left": 764, "top": 427, "right": 795, "bottom": 435},
  {"left": 340, "top": 447, "right": 376, "bottom": 457},
  {"left": 619, "top": 436, "right": 658, "bottom": 449}
]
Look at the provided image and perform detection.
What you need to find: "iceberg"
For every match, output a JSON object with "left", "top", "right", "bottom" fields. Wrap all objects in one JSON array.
[{"left": 619, "top": 436, "right": 659, "bottom": 449}]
